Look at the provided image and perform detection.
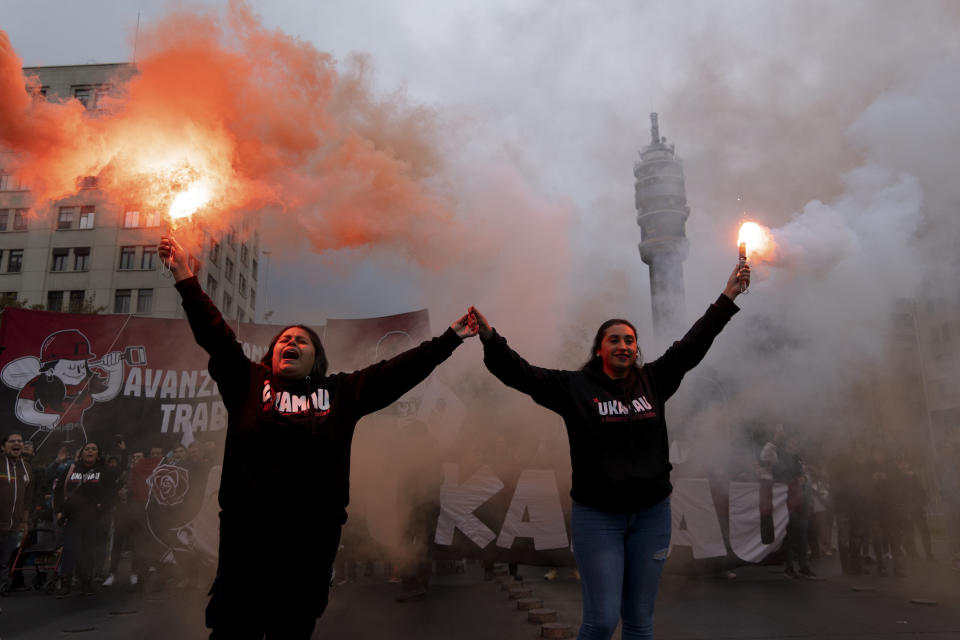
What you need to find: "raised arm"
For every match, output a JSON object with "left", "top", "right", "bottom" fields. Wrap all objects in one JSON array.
[
  {"left": 472, "top": 306, "right": 570, "bottom": 411},
  {"left": 340, "top": 311, "right": 478, "bottom": 416},
  {"left": 159, "top": 236, "right": 251, "bottom": 398},
  {"left": 647, "top": 263, "right": 748, "bottom": 400}
]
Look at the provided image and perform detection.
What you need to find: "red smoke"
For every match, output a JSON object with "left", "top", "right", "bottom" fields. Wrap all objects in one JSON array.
[{"left": 0, "top": 1, "right": 453, "bottom": 263}]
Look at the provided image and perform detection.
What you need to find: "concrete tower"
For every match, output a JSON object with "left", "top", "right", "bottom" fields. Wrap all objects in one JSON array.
[{"left": 635, "top": 113, "right": 689, "bottom": 339}]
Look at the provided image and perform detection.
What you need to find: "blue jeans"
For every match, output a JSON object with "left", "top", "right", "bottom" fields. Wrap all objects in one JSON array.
[{"left": 572, "top": 498, "right": 671, "bottom": 640}]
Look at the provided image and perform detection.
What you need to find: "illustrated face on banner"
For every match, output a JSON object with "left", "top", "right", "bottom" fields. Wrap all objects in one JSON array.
[
  {"left": 0, "top": 328, "right": 144, "bottom": 450},
  {"left": 50, "top": 358, "right": 90, "bottom": 385}
]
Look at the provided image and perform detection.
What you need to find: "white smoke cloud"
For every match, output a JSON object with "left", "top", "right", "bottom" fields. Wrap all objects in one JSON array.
[{"left": 5, "top": 0, "right": 959, "bottom": 450}]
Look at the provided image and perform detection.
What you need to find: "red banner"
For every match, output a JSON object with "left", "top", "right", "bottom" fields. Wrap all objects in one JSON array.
[{"left": 0, "top": 307, "right": 294, "bottom": 452}]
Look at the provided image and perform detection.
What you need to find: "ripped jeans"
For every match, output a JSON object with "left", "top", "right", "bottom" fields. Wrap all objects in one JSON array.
[{"left": 571, "top": 498, "right": 671, "bottom": 640}]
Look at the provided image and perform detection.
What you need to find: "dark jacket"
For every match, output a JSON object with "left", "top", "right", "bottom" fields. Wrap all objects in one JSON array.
[
  {"left": 1, "top": 455, "right": 32, "bottom": 532},
  {"left": 54, "top": 461, "right": 116, "bottom": 522},
  {"left": 175, "top": 276, "right": 463, "bottom": 527},
  {"left": 482, "top": 294, "right": 738, "bottom": 512}
]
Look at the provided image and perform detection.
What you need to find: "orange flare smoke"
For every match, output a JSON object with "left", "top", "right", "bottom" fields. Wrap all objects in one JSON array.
[{"left": 0, "top": 2, "right": 452, "bottom": 264}]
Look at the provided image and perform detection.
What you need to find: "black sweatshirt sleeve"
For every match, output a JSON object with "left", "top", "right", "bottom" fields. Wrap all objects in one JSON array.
[
  {"left": 339, "top": 327, "right": 463, "bottom": 417},
  {"left": 174, "top": 276, "right": 252, "bottom": 407},
  {"left": 481, "top": 330, "right": 570, "bottom": 412},
  {"left": 98, "top": 468, "right": 118, "bottom": 511},
  {"left": 647, "top": 294, "right": 739, "bottom": 401}
]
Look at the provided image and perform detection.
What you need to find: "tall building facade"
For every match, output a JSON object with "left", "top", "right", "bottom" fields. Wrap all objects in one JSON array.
[
  {"left": 0, "top": 64, "right": 259, "bottom": 321},
  {"left": 634, "top": 113, "right": 690, "bottom": 338}
]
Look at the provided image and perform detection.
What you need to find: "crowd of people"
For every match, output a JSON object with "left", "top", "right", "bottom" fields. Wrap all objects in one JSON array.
[
  {"left": 0, "top": 431, "right": 220, "bottom": 597},
  {"left": 755, "top": 424, "right": 959, "bottom": 580}
]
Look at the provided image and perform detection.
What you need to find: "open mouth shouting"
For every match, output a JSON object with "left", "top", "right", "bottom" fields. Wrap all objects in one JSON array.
[{"left": 281, "top": 347, "right": 300, "bottom": 362}]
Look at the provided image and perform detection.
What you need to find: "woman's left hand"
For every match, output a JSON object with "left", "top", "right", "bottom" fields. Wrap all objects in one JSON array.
[
  {"left": 723, "top": 262, "right": 751, "bottom": 300},
  {"left": 451, "top": 311, "right": 480, "bottom": 339}
]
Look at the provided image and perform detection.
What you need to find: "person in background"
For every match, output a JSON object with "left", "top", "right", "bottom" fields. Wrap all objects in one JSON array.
[
  {"left": 103, "top": 449, "right": 144, "bottom": 588},
  {"left": 758, "top": 424, "right": 785, "bottom": 545},
  {"left": 0, "top": 433, "right": 32, "bottom": 591},
  {"left": 807, "top": 463, "right": 833, "bottom": 559},
  {"left": 127, "top": 445, "right": 165, "bottom": 588},
  {"left": 54, "top": 442, "right": 116, "bottom": 596},
  {"left": 394, "top": 421, "right": 443, "bottom": 602},
  {"left": 941, "top": 442, "right": 960, "bottom": 570},
  {"left": 867, "top": 446, "right": 904, "bottom": 577},
  {"left": 898, "top": 458, "right": 934, "bottom": 562},
  {"left": 42, "top": 446, "right": 72, "bottom": 502},
  {"left": 776, "top": 435, "right": 815, "bottom": 579}
]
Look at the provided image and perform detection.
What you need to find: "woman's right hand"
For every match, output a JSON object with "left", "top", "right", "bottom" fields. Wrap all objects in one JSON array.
[
  {"left": 159, "top": 236, "right": 193, "bottom": 282},
  {"left": 469, "top": 306, "right": 493, "bottom": 340}
]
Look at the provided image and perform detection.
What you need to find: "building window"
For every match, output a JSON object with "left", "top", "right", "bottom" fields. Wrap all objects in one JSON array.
[
  {"left": 137, "top": 288, "right": 153, "bottom": 313},
  {"left": 123, "top": 210, "right": 159, "bottom": 228},
  {"left": 238, "top": 309, "right": 246, "bottom": 323},
  {"left": 58, "top": 207, "right": 76, "bottom": 229},
  {"left": 119, "top": 246, "right": 136, "bottom": 270},
  {"left": 73, "top": 86, "right": 92, "bottom": 107},
  {"left": 206, "top": 274, "right": 218, "bottom": 298},
  {"left": 142, "top": 246, "right": 157, "bottom": 270},
  {"left": 7, "top": 249, "right": 23, "bottom": 273},
  {"left": 13, "top": 209, "right": 26, "bottom": 231},
  {"left": 0, "top": 174, "right": 23, "bottom": 191},
  {"left": 227, "top": 228, "right": 237, "bottom": 247},
  {"left": 224, "top": 257, "right": 234, "bottom": 282},
  {"left": 252, "top": 258, "right": 258, "bottom": 280},
  {"left": 79, "top": 206, "right": 95, "bottom": 229},
  {"left": 74, "top": 247, "right": 90, "bottom": 271},
  {"left": 250, "top": 288, "right": 255, "bottom": 309},
  {"left": 68, "top": 290, "right": 85, "bottom": 313},
  {"left": 51, "top": 248, "right": 68, "bottom": 272},
  {"left": 240, "top": 243, "right": 249, "bottom": 265},
  {"left": 0, "top": 210, "right": 7, "bottom": 231},
  {"left": 0, "top": 292, "right": 17, "bottom": 306},
  {"left": 223, "top": 292, "right": 232, "bottom": 316},
  {"left": 72, "top": 85, "right": 108, "bottom": 110},
  {"left": 209, "top": 239, "right": 221, "bottom": 265},
  {"left": 239, "top": 274, "right": 247, "bottom": 297},
  {"left": 47, "top": 291, "right": 64, "bottom": 312},
  {"left": 114, "top": 289, "right": 131, "bottom": 313}
]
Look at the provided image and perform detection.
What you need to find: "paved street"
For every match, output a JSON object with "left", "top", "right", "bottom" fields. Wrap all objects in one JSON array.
[{"left": 2, "top": 548, "right": 959, "bottom": 639}]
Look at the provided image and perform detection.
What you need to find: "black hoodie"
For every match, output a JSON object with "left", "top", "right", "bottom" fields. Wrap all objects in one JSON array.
[
  {"left": 54, "top": 460, "right": 116, "bottom": 521},
  {"left": 175, "top": 276, "right": 463, "bottom": 527},
  {"left": 482, "top": 294, "right": 738, "bottom": 512}
]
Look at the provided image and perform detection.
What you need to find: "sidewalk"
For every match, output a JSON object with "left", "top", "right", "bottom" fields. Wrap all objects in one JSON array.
[{"left": 503, "top": 538, "right": 960, "bottom": 639}]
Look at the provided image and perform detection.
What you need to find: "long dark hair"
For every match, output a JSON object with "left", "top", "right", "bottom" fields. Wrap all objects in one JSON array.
[
  {"left": 260, "top": 324, "right": 328, "bottom": 378},
  {"left": 581, "top": 318, "right": 643, "bottom": 374}
]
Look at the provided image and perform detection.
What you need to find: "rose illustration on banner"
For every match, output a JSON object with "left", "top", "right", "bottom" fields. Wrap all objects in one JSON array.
[{"left": 147, "top": 463, "right": 191, "bottom": 506}]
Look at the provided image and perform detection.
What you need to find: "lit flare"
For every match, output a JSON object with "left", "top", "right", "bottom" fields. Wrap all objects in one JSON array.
[
  {"left": 737, "top": 221, "right": 774, "bottom": 260},
  {"left": 169, "top": 179, "right": 213, "bottom": 220}
]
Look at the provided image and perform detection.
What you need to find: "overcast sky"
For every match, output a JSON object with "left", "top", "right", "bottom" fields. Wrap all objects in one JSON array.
[{"left": 5, "top": 0, "right": 959, "bottom": 364}]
